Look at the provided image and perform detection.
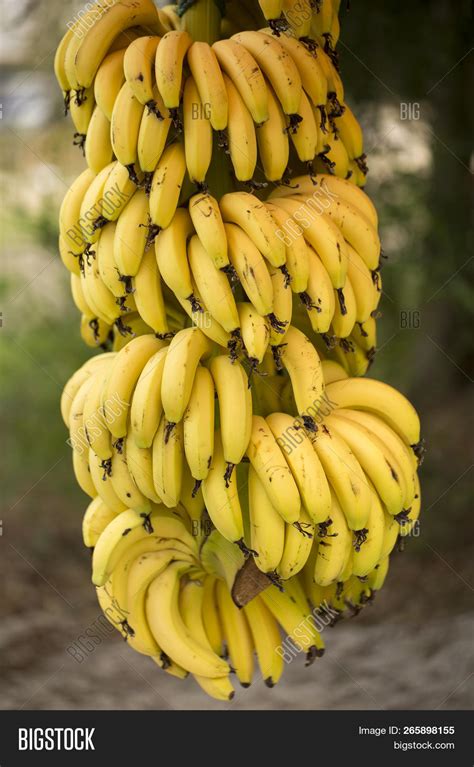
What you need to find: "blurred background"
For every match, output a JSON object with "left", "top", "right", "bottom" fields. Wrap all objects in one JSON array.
[{"left": 1, "top": 0, "right": 472, "bottom": 710}]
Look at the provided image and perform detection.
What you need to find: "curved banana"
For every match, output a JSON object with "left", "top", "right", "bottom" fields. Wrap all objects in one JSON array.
[
  {"left": 85, "top": 106, "right": 113, "bottom": 173},
  {"left": 202, "top": 431, "right": 245, "bottom": 544},
  {"left": 179, "top": 581, "right": 234, "bottom": 700},
  {"left": 124, "top": 35, "right": 161, "bottom": 108},
  {"left": 275, "top": 326, "right": 324, "bottom": 429},
  {"left": 59, "top": 168, "right": 96, "bottom": 255},
  {"left": 238, "top": 303, "right": 270, "bottom": 365},
  {"left": 103, "top": 334, "right": 165, "bottom": 438},
  {"left": 189, "top": 193, "right": 228, "bottom": 269},
  {"left": 132, "top": 248, "right": 169, "bottom": 335},
  {"left": 304, "top": 245, "right": 336, "bottom": 334},
  {"left": 130, "top": 346, "right": 168, "bottom": 448},
  {"left": 146, "top": 561, "right": 230, "bottom": 678},
  {"left": 246, "top": 415, "right": 300, "bottom": 523},
  {"left": 183, "top": 76, "right": 213, "bottom": 185},
  {"left": 216, "top": 579, "right": 254, "bottom": 687},
  {"left": 212, "top": 39, "right": 269, "bottom": 124},
  {"left": 137, "top": 85, "right": 172, "bottom": 183},
  {"left": 313, "top": 491, "right": 352, "bottom": 586},
  {"left": 327, "top": 413, "right": 406, "bottom": 516},
  {"left": 161, "top": 327, "right": 212, "bottom": 425},
  {"left": 187, "top": 41, "right": 228, "bottom": 131},
  {"left": 267, "top": 412, "right": 332, "bottom": 523},
  {"left": 89, "top": 448, "right": 128, "bottom": 514},
  {"left": 111, "top": 81, "right": 145, "bottom": 174},
  {"left": 223, "top": 73, "right": 258, "bottom": 182},
  {"left": 270, "top": 195, "right": 348, "bottom": 289},
  {"left": 183, "top": 366, "right": 215, "bottom": 486},
  {"left": 155, "top": 30, "right": 193, "bottom": 111},
  {"left": 324, "top": 378, "right": 421, "bottom": 447},
  {"left": 152, "top": 414, "right": 184, "bottom": 507},
  {"left": 82, "top": 497, "right": 117, "bottom": 548},
  {"left": 220, "top": 192, "right": 286, "bottom": 268},
  {"left": 277, "top": 509, "right": 315, "bottom": 580},
  {"left": 243, "top": 595, "right": 284, "bottom": 688},
  {"left": 149, "top": 142, "right": 187, "bottom": 229},
  {"left": 255, "top": 81, "right": 289, "bottom": 182},
  {"left": 114, "top": 188, "right": 150, "bottom": 276},
  {"left": 187, "top": 235, "right": 239, "bottom": 333},
  {"left": 232, "top": 31, "right": 302, "bottom": 117},
  {"left": 94, "top": 49, "right": 126, "bottom": 121},
  {"left": 311, "top": 423, "right": 372, "bottom": 531},
  {"left": 210, "top": 355, "right": 252, "bottom": 478},
  {"left": 110, "top": 442, "right": 151, "bottom": 514},
  {"left": 248, "top": 464, "right": 285, "bottom": 574},
  {"left": 226, "top": 223, "right": 274, "bottom": 317},
  {"left": 64, "top": 0, "right": 162, "bottom": 89}
]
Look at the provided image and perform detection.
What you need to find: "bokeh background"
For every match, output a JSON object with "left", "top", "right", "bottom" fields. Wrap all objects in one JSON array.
[{"left": 1, "top": 0, "right": 472, "bottom": 710}]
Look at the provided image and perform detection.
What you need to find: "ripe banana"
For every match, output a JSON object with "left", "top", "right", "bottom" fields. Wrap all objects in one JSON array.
[
  {"left": 267, "top": 411, "right": 332, "bottom": 523},
  {"left": 103, "top": 334, "right": 165, "bottom": 438},
  {"left": 246, "top": 415, "right": 300, "bottom": 523},
  {"left": 313, "top": 491, "right": 352, "bottom": 586},
  {"left": 232, "top": 31, "right": 302, "bottom": 116},
  {"left": 124, "top": 35, "right": 161, "bottom": 108},
  {"left": 130, "top": 347, "right": 168, "bottom": 448},
  {"left": 311, "top": 423, "right": 372, "bottom": 531},
  {"left": 155, "top": 30, "right": 193, "bottom": 111},
  {"left": 183, "top": 366, "right": 215, "bottom": 487},
  {"left": 210, "top": 355, "right": 252, "bottom": 478},
  {"left": 152, "top": 414, "right": 184, "bottom": 507},
  {"left": 94, "top": 49, "right": 126, "bottom": 121},
  {"left": 248, "top": 464, "right": 285, "bottom": 574},
  {"left": 216, "top": 579, "right": 254, "bottom": 687},
  {"left": 187, "top": 41, "right": 228, "bottom": 131},
  {"left": 187, "top": 235, "right": 239, "bottom": 333},
  {"left": 324, "top": 378, "right": 422, "bottom": 447},
  {"left": 183, "top": 76, "right": 213, "bottom": 185},
  {"left": 111, "top": 81, "right": 145, "bottom": 173},
  {"left": 212, "top": 39, "right": 269, "bottom": 124},
  {"left": 202, "top": 431, "right": 245, "bottom": 544},
  {"left": 189, "top": 193, "right": 229, "bottom": 269},
  {"left": 149, "top": 142, "right": 187, "bottom": 229}
]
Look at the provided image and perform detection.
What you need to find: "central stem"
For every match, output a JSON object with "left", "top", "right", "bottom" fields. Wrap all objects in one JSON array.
[{"left": 181, "top": 0, "right": 222, "bottom": 45}]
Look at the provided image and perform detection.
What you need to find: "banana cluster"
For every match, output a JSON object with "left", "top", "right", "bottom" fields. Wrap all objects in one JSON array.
[
  {"left": 60, "top": 161, "right": 382, "bottom": 374},
  {"left": 54, "top": 0, "right": 422, "bottom": 702},
  {"left": 63, "top": 339, "right": 422, "bottom": 699},
  {"left": 55, "top": 0, "right": 367, "bottom": 191}
]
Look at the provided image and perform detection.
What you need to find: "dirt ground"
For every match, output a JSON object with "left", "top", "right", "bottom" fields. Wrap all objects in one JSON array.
[{"left": 2, "top": 540, "right": 473, "bottom": 711}]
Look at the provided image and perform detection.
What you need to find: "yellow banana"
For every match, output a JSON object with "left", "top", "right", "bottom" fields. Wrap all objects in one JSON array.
[
  {"left": 152, "top": 414, "right": 184, "bottom": 508},
  {"left": 94, "top": 49, "right": 126, "bottom": 121},
  {"left": 149, "top": 142, "right": 187, "bottom": 229},
  {"left": 85, "top": 106, "right": 113, "bottom": 173},
  {"left": 124, "top": 35, "right": 161, "bottom": 108},
  {"left": 267, "top": 411, "right": 332, "bottom": 523},
  {"left": 232, "top": 31, "right": 302, "bottom": 116},
  {"left": 248, "top": 464, "right": 285, "bottom": 574},
  {"left": 183, "top": 75, "right": 213, "bottom": 185},
  {"left": 223, "top": 73, "right": 258, "bottom": 182},
  {"left": 246, "top": 415, "right": 301, "bottom": 523},
  {"left": 212, "top": 39, "right": 269, "bottom": 124},
  {"left": 189, "top": 193, "right": 229, "bottom": 269},
  {"left": 155, "top": 30, "right": 193, "bottom": 111},
  {"left": 183, "top": 366, "right": 215, "bottom": 487},
  {"left": 187, "top": 41, "right": 228, "bottom": 131},
  {"left": 161, "top": 327, "right": 212, "bottom": 425},
  {"left": 210, "top": 355, "right": 253, "bottom": 478}
]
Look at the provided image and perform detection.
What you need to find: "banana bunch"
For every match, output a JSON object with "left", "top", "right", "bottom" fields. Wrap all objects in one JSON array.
[
  {"left": 60, "top": 163, "right": 381, "bottom": 363},
  {"left": 63, "top": 335, "right": 422, "bottom": 575},
  {"left": 56, "top": 1, "right": 366, "bottom": 188},
  {"left": 54, "top": 0, "right": 422, "bottom": 703}
]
